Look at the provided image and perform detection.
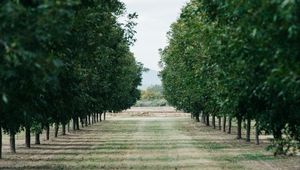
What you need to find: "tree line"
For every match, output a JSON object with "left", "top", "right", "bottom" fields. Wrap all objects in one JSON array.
[
  {"left": 160, "top": 0, "right": 299, "bottom": 155},
  {"left": 135, "top": 85, "right": 167, "bottom": 107},
  {"left": 0, "top": 0, "right": 143, "bottom": 159}
]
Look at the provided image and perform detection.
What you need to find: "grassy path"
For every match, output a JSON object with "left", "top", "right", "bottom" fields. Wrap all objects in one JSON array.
[{"left": 0, "top": 111, "right": 299, "bottom": 169}]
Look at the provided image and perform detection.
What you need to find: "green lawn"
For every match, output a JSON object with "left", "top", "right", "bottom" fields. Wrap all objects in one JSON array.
[{"left": 0, "top": 110, "right": 299, "bottom": 170}]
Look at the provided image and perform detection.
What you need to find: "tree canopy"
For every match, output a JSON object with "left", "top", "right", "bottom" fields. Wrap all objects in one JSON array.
[
  {"left": 0, "top": 0, "right": 143, "bottom": 158},
  {"left": 160, "top": 0, "right": 300, "bottom": 155}
]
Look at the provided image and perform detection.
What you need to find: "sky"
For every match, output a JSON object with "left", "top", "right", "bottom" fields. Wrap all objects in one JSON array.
[{"left": 120, "top": 0, "right": 189, "bottom": 71}]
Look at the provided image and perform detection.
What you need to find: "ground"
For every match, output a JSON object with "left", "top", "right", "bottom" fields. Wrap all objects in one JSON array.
[{"left": 0, "top": 107, "right": 299, "bottom": 169}]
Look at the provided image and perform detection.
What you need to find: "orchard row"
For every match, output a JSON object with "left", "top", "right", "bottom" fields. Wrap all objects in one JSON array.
[
  {"left": 160, "top": 0, "right": 299, "bottom": 155},
  {"left": 0, "top": 0, "right": 142, "bottom": 159}
]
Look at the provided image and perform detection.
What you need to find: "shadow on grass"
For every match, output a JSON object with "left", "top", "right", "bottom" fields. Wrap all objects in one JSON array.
[
  {"left": 0, "top": 164, "right": 202, "bottom": 170},
  {"left": 214, "top": 153, "right": 275, "bottom": 163}
]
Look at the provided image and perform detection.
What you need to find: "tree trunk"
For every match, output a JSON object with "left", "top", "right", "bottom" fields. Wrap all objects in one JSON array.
[
  {"left": 237, "top": 116, "right": 242, "bottom": 139},
  {"left": 10, "top": 133, "right": 16, "bottom": 153},
  {"left": 212, "top": 116, "right": 216, "bottom": 129},
  {"left": 0, "top": 126, "right": 2, "bottom": 159},
  {"left": 25, "top": 126, "right": 31, "bottom": 148},
  {"left": 62, "top": 123, "right": 66, "bottom": 135},
  {"left": 97, "top": 113, "right": 99, "bottom": 122},
  {"left": 104, "top": 112, "right": 106, "bottom": 120},
  {"left": 76, "top": 117, "right": 80, "bottom": 130},
  {"left": 195, "top": 116, "right": 200, "bottom": 122},
  {"left": 35, "top": 133, "right": 40, "bottom": 145},
  {"left": 273, "top": 128, "right": 284, "bottom": 156},
  {"left": 80, "top": 118, "right": 84, "bottom": 128},
  {"left": 206, "top": 115, "right": 210, "bottom": 126},
  {"left": 255, "top": 124, "right": 260, "bottom": 145},
  {"left": 100, "top": 113, "right": 102, "bottom": 122},
  {"left": 88, "top": 115, "right": 91, "bottom": 125},
  {"left": 73, "top": 118, "right": 76, "bottom": 130},
  {"left": 218, "top": 117, "right": 221, "bottom": 130},
  {"left": 195, "top": 113, "right": 200, "bottom": 122},
  {"left": 246, "top": 118, "right": 251, "bottom": 142},
  {"left": 223, "top": 116, "right": 226, "bottom": 132},
  {"left": 201, "top": 114, "right": 205, "bottom": 123},
  {"left": 54, "top": 122, "right": 59, "bottom": 138},
  {"left": 67, "top": 122, "right": 70, "bottom": 132},
  {"left": 91, "top": 114, "right": 94, "bottom": 124},
  {"left": 228, "top": 117, "right": 232, "bottom": 134},
  {"left": 85, "top": 117, "right": 88, "bottom": 127},
  {"left": 46, "top": 124, "right": 50, "bottom": 140},
  {"left": 273, "top": 129, "right": 282, "bottom": 140}
]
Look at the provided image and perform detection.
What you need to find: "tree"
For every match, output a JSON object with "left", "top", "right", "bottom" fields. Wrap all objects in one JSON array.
[
  {"left": 161, "top": 0, "right": 300, "bottom": 155},
  {"left": 0, "top": 0, "right": 142, "bottom": 158}
]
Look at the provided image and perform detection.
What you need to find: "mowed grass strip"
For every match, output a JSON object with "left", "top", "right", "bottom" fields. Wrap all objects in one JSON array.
[{"left": 0, "top": 114, "right": 299, "bottom": 170}]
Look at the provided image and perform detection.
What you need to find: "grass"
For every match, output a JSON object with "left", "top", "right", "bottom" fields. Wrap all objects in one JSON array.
[
  {"left": 0, "top": 107, "right": 299, "bottom": 170},
  {"left": 214, "top": 153, "right": 275, "bottom": 162},
  {"left": 199, "top": 142, "right": 230, "bottom": 150}
]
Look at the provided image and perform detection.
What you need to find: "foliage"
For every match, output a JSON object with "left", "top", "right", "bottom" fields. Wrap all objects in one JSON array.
[
  {"left": 135, "top": 85, "right": 167, "bottom": 107},
  {"left": 160, "top": 0, "right": 300, "bottom": 155},
  {"left": 0, "top": 0, "right": 142, "bottom": 155},
  {"left": 141, "top": 85, "right": 164, "bottom": 101}
]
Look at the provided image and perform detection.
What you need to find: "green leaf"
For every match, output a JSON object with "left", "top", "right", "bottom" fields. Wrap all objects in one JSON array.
[
  {"left": 251, "top": 28, "right": 257, "bottom": 37},
  {"left": 53, "top": 59, "right": 64, "bottom": 67},
  {"left": 2, "top": 93, "right": 8, "bottom": 104}
]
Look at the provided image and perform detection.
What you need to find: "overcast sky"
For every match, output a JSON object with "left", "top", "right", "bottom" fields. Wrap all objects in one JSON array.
[{"left": 120, "top": 0, "right": 189, "bottom": 71}]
